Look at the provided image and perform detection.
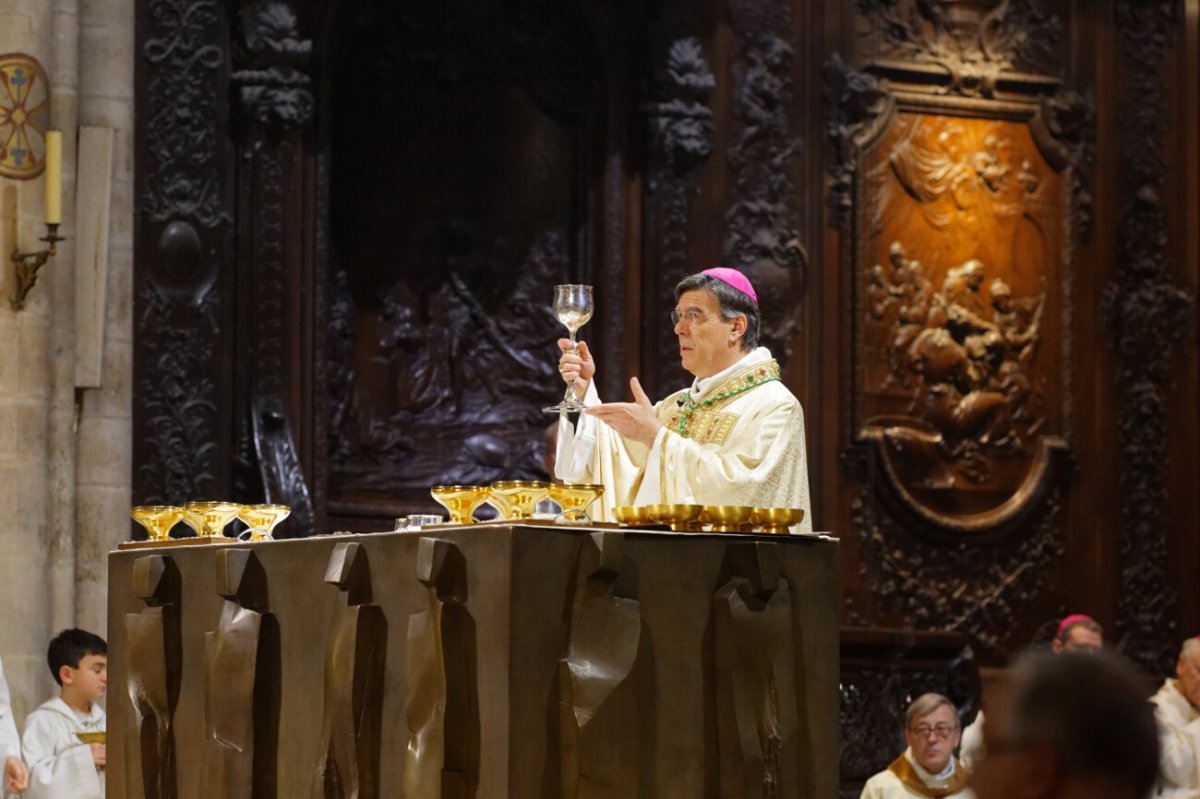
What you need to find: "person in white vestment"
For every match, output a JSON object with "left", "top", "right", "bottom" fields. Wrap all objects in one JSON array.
[
  {"left": 555, "top": 268, "right": 813, "bottom": 532},
  {"left": 1150, "top": 637, "right": 1200, "bottom": 799},
  {"left": 22, "top": 629, "right": 107, "bottom": 799},
  {"left": 0, "top": 657, "right": 29, "bottom": 794},
  {"left": 860, "top": 693, "right": 974, "bottom": 798},
  {"left": 961, "top": 613, "right": 1104, "bottom": 768},
  {"left": 970, "top": 649, "right": 1158, "bottom": 799}
]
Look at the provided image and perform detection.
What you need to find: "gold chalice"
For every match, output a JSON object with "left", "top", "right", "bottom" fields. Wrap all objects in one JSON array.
[
  {"left": 488, "top": 481, "right": 549, "bottom": 520},
  {"left": 613, "top": 505, "right": 653, "bottom": 525},
  {"left": 751, "top": 507, "right": 805, "bottom": 535},
  {"left": 183, "top": 501, "right": 241, "bottom": 539},
  {"left": 647, "top": 503, "right": 705, "bottom": 532},
  {"left": 130, "top": 505, "right": 182, "bottom": 542},
  {"left": 702, "top": 505, "right": 755, "bottom": 533},
  {"left": 547, "top": 483, "right": 604, "bottom": 523},
  {"left": 238, "top": 504, "right": 291, "bottom": 541},
  {"left": 178, "top": 505, "right": 205, "bottom": 537},
  {"left": 430, "top": 485, "right": 490, "bottom": 525}
]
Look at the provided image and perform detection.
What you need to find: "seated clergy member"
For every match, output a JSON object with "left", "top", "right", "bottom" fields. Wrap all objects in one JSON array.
[
  {"left": 860, "top": 693, "right": 973, "bottom": 799},
  {"left": 1150, "top": 637, "right": 1200, "bottom": 799},
  {"left": 555, "top": 268, "right": 813, "bottom": 531},
  {"left": 961, "top": 613, "right": 1104, "bottom": 768},
  {"left": 970, "top": 650, "right": 1158, "bottom": 799}
]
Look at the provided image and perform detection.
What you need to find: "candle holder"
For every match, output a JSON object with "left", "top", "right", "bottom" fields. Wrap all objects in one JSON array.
[{"left": 9, "top": 223, "right": 63, "bottom": 311}]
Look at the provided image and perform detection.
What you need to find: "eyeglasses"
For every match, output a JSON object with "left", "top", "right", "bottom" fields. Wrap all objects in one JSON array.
[
  {"left": 910, "top": 723, "right": 958, "bottom": 739},
  {"left": 670, "top": 308, "right": 710, "bottom": 327}
]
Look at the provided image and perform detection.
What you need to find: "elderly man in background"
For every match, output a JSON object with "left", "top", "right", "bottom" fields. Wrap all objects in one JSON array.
[
  {"left": 961, "top": 613, "right": 1104, "bottom": 767},
  {"left": 969, "top": 650, "right": 1158, "bottom": 799},
  {"left": 860, "top": 692, "right": 973, "bottom": 798},
  {"left": 1150, "top": 637, "right": 1200, "bottom": 799},
  {"left": 555, "top": 268, "right": 812, "bottom": 531}
]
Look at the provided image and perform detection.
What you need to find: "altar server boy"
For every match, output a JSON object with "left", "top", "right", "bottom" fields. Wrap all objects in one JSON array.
[{"left": 22, "top": 629, "right": 107, "bottom": 798}]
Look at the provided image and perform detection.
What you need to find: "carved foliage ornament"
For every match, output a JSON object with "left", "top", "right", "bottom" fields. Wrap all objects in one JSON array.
[
  {"left": 856, "top": 0, "right": 1063, "bottom": 94},
  {"left": 231, "top": 1, "right": 314, "bottom": 129},
  {"left": 143, "top": 0, "right": 227, "bottom": 227},
  {"left": 1105, "top": 0, "right": 1192, "bottom": 675},
  {"left": 723, "top": 28, "right": 806, "bottom": 367},
  {"left": 824, "top": 55, "right": 894, "bottom": 227}
]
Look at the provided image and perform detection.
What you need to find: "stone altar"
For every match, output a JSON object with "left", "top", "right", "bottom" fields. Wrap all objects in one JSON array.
[{"left": 106, "top": 524, "right": 838, "bottom": 798}]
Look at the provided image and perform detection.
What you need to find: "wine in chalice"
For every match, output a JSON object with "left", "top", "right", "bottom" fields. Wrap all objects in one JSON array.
[{"left": 544, "top": 284, "right": 594, "bottom": 413}]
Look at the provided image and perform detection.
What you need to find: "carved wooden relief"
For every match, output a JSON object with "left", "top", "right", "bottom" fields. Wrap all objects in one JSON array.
[
  {"left": 201, "top": 550, "right": 279, "bottom": 799},
  {"left": 124, "top": 555, "right": 183, "bottom": 799},
  {"left": 830, "top": 0, "right": 1090, "bottom": 651},
  {"left": 557, "top": 532, "right": 650, "bottom": 797},
  {"left": 858, "top": 110, "right": 1069, "bottom": 528},
  {"left": 323, "top": 1, "right": 600, "bottom": 516}
]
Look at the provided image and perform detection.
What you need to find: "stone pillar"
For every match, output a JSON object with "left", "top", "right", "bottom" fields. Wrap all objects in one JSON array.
[
  {"left": 74, "top": 0, "right": 135, "bottom": 639},
  {"left": 0, "top": 0, "right": 64, "bottom": 719}
]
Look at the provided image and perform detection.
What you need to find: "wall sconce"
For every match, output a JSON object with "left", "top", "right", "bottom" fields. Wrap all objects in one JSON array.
[
  {"left": 9, "top": 223, "right": 63, "bottom": 311},
  {"left": 8, "top": 129, "right": 63, "bottom": 311}
]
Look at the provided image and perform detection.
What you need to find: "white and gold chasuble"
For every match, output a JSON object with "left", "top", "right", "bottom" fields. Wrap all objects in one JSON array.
[{"left": 556, "top": 347, "right": 813, "bottom": 533}]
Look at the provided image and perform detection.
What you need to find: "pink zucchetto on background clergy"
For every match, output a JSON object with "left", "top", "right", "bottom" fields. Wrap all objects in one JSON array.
[{"left": 700, "top": 267, "right": 757, "bottom": 305}]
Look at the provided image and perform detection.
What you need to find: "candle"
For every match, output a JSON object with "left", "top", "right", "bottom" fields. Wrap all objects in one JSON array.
[{"left": 44, "top": 130, "right": 62, "bottom": 225}]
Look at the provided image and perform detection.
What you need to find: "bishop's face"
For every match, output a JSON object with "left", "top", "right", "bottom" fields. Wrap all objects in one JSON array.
[{"left": 673, "top": 289, "right": 746, "bottom": 379}]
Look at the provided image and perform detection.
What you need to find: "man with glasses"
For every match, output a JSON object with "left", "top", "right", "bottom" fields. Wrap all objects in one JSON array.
[
  {"left": 860, "top": 693, "right": 973, "bottom": 798},
  {"left": 554, "top": 268, "right": 812, "bottom": 531}
]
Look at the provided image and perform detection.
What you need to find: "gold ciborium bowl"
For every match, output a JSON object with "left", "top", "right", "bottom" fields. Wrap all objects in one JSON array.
[
  {"left": 76, "top": 731, "right": 106, "bottom": 745},
  {"left": 488, "top": 481, "right": 550, "bottom": 520},
  {"left": 430, "top": 485, "right": 490, "bottom": 525},
  {"left": 547, "top": 483, "right": 604, "bottom": 523},
  {"left": 183, "top": 501, "right": 241, "bottom": 539},
  {"left": 237, "top": 504, "right": 291, "bottom": 541},
  {"left": 613, "top": 505, "right": 653, "bottom": 525},
  {"left": 646, "top": 503, "right": 705, "bottom": 531},
  {"left": 130, "top": 505, "right": 182, "bottom": 542},
  {"left": 702, "top": 505, "right": 756, "bottom": 533},
  {"left": 751, "top": 507, "right": 805, "bottom": 535}
]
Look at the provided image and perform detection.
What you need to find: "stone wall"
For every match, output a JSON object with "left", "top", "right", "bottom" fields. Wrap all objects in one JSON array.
[{"left": 0, "top": 0, "right": 134, "bottom": 724}]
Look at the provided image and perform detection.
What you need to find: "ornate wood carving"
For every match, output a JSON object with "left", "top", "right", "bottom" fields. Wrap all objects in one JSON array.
[
  {"left": 1107, "top": 0, "right": 1193, "bottom": 675},
  {"left": 136, "top": 0, "right": 233, "bottom": 503},
  {"left": 831, "top": 0, "right": 1091, "bottom": 645},
  {"left": 231, "top": 1, "right": 314, "bottom": 129},
  {"left": 641, "top": 34, "right": 715, "bottom": 397},
  {"left": 856, "top": 0, "right": 1063, "bottom": 95},
  {"left": 723, "top": 15, "right": 807, "bottom": 366},
  {"left": 232, "top": 0, "right": 317, "bottom": 533},
  {"left": 851, "top": 485, "right": 1065, "bottom": 657}
]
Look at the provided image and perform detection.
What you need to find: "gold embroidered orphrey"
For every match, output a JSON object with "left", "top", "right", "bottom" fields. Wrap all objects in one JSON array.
[{"left": 661, "top": 360, "right": 782, "bottom": 445}]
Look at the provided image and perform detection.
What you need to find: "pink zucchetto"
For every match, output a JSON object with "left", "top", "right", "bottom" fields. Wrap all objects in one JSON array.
[
  {"left": 701, "top": 267, "right": 757, "bottom": 306},
  {"left": 1057, "top": 614, "right": 1097, "bottom": 635}
]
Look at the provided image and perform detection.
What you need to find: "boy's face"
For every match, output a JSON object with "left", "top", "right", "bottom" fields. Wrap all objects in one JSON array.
[{"left": 61, "top": 653, "right": 107, "bottom": 702}]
